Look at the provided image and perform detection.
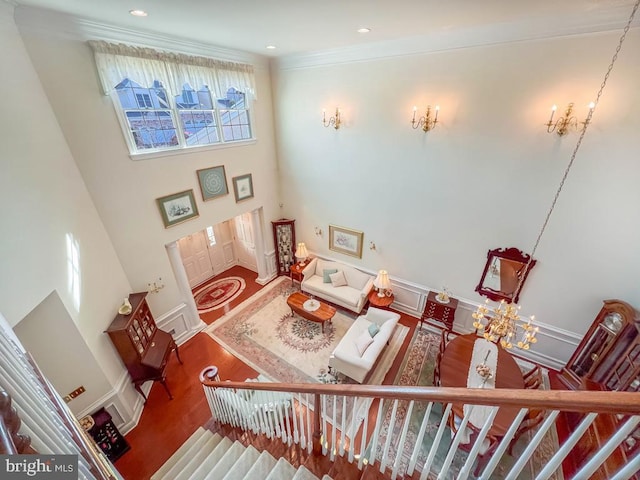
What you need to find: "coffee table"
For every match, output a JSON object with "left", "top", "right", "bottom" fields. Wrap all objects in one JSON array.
[{"left": 286, "top": 292, "right": 336, "bottom": 333}]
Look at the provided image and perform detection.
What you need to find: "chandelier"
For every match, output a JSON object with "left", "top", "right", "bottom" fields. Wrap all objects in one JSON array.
[
  {"left": 472, "top": 0, "right": 638, "bottom": 351},
  {"left": 472, "top": 299, "right": 538, "bottom": 350}
]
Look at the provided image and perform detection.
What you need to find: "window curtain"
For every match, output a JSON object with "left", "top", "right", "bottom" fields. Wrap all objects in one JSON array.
[{"left": 88, "top": 40, "right": 256, "bottom": 100}]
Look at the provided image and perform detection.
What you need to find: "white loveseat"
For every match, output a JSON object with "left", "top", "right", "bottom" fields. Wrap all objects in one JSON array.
[
  {"left": 301, "top": 258, "right": 374, "bottom": 313},
  {"left": 328, "top": 307, "right": 401, "bottom": 383}
]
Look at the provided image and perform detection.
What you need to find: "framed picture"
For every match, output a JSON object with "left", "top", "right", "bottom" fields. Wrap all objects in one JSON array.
[
  {"left": 156, "top": 189, "right": 199, "bottom": 228},
  {"left": 232, "top": 173, "right": 254, "bottom": 202},
  {"left": 197, "top": 165, "right": 228, "bottom": 201},
  {"left": 329, "top": 225, "right": 364, "bottom": 258}
]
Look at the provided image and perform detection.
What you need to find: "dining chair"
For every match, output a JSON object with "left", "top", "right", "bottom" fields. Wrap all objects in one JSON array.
[
  {"left": 447, "top": 412, "right": 500, "bottom": 476},
  {"left": 433, "top": 329, "right": 457, "bottom": 386},
  {"left": 507, "top": 408, "right": 546, "bottom": 455},
  {"left": 523, "top": 365, "right": 543, "bottom": 389}
]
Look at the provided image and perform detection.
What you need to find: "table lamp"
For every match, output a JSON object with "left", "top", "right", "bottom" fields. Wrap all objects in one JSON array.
[
  {"left": 374, "top": 270, "right": 391, "bottom": 297},
  {"left": 295, "top": 242, "right": 309, "bottom": 266}
]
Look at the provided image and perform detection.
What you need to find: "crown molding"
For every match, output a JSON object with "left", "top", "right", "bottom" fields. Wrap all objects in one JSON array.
[
  {"left": 275, "top": 6, "right": 637, "bottom": 70},
  {"left": 13, "top": 5, "right": 269, "bottom": 69}
]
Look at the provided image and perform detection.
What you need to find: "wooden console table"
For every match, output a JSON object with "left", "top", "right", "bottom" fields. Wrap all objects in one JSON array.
[{"left": 421, "top": 291, "right": 458, "bottom": 330}]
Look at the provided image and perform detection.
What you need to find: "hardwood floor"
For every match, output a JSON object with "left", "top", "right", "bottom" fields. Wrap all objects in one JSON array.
[{"left": 114, "top": 266, "right": 419, "bottom": 480}]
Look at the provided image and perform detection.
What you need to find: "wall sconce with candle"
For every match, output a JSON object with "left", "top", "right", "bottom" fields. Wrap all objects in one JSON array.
[
  {"left": 369, "top": 241, "right": 377, "bottom": 251},
  {"left": 314, "top": 227, "right": 323, "bottom": 236},
  {"left": 546, "top": 102, "right": 594, "bottom": 136},
  {"left": 411, "top": 105, "right": 439, "bottom": 132},
  {"left": 322, "top": 107, "right": 341, "bottom": 129},
  {"left": 148, "top": 277, "right": 164, "bottom": 294}
]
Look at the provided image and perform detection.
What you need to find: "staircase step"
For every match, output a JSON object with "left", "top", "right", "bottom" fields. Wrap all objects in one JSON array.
[
  {"left": 221, "top": 445, "right": 260, "bottom": 480},
  {"left": 173, "top": 434, "right": 223, "bottom": 480},
  {"left": 321, "top": 476, "right": 333, "bottom": 480},
  {"left": 188, "top": 436, "right": 233, "bottom": 479},
  {"left": 241, "top": 450, "right": 278, "bottom": 480},
  {"left": 202, "top": 441, "right": 245, "bottom": 480},
  {"left": 292, "top": 465, "right": 320, "bottom": 480},
  {"left": 150, "top": 427, "right": 211, "bottom": 480},
  {"left": 265, "top": 457, "right": 297, "bottom": 480}
]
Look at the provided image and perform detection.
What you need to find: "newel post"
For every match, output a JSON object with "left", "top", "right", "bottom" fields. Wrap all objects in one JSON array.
[{"left": 312, "top": 393, "right": 322, "bottom": 455}]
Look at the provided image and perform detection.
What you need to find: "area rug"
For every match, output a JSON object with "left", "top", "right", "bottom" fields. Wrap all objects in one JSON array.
[
  {"left": 370, "top": 327, "right": 563, "bottom": 480},
  {"left": 204, "top": 276, "right": 408, "bottom": 433},
  {"left": 194, "top": 276, "right": 246, "bottom": 312}
]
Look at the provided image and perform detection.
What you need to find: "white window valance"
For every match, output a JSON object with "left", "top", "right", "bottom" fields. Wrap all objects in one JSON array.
[{"left": 88, "top": 41, "right": 256, "bottom": 100}]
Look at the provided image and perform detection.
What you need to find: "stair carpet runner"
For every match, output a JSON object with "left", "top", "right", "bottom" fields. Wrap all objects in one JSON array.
[{"left": 150, "top": 427, "right": 333, "bottom": 480}]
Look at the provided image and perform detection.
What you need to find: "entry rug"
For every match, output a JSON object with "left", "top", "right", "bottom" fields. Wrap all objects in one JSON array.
[
  {"left": 205, "top": 277, "right": 408, "bottom": 433},
  {"left": 194, "top": 276, "right": 245, "bottom": 312},
  {"left": 370, "top": 327, "right": 563, "bottom": 480}
]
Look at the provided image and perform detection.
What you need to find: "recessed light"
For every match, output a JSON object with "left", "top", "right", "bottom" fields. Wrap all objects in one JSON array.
[
  {"left": 129, "top": 9, "right": 148, "bottom": 17},
  {"left": 357, "top": 27, "right": 371, "bottom": 33},
  {"left": 266, "top": 45, "right": 276, "bottom": 50}
]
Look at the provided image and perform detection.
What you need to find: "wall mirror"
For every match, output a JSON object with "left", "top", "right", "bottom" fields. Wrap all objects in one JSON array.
[{"left": 475, "top": 247, "right": 536, "bottom": 304}]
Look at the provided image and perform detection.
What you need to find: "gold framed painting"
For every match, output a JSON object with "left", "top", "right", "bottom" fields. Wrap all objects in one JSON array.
[
  {"left": 329, "top": 225, "right": 364, "bottom": 258},
  {"left": 156, "top": 189, "right": 199, "bottom": 228}
]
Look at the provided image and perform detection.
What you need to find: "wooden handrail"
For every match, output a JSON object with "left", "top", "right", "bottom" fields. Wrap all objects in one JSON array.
[
  {"left": 0, "top": 390, "right": 32, "bottom": 454},
  {"left": 201, "top": 379, "right": 640, "bottom": 415}
]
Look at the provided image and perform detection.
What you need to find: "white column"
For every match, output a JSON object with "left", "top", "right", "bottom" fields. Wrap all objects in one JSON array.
[
  {"left": 166, "top": 241, "right": 205, "bottom": 331},
  {"left": 251, "top": 208, "right": 271, "bottom": 285}
]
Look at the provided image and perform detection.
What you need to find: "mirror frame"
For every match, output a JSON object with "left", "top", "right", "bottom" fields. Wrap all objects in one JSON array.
[{"left": 475, "top": 247, "right": 536, "bottom": 304}]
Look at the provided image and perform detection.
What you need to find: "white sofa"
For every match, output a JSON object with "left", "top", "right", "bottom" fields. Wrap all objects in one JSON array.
[
  {"left": 328, "top": 307, "right": 401, "bottom": 383},
  {"left": 301, "top": 258, "right": 374, "bottom": 313}
]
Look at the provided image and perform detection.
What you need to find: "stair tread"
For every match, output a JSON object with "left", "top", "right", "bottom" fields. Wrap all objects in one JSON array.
[
  {"left": 189, "top": 436, "right": 233, "bottom": 479},
  {"left": 292, "top": 465, "right": 320, "bottom": 480},
  {"left": 173, "top": 434, "right": 223, "bottom": 480},
  {"left": 201, "top": 441, "right": 246, "bottom": 480},
  {"left": 321, "top": 476, "right": 333, "bottom": 480},
  {"left": 150, "top": 427, "right": 211, "bottom": 480},
  {"left": 221, "top": 445, "right": 261, "bottom": 480},
  {"left": 241, "top": 450, "right": 278, "bottom": 480},
  {"left": 265, "top": 457, "right": 297, "bottom": 480}
]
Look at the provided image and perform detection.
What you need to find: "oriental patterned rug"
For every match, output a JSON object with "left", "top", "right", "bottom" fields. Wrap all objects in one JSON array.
[
  {"left": 204, "top": 276, "right": 408, "bottom": 433},
  {"left": 194, "top": 276, "right": 245, "bottom": 312},
  {"left": 370, "top": 327, "right": 563, "bottom": 480}
]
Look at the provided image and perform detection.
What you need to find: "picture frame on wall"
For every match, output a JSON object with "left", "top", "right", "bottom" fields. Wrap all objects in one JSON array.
[
  {"left": 156, "top": 189, "right": 199, "bottom": 228},
  {"left": 329, "top": 225, "right": 364, "bottom": 258},
  {"left": 232, "top": 173, "right": 254, "bottom": 202},
  {"left": 197, "top": 165, "right": 228, "bottom": 201}
]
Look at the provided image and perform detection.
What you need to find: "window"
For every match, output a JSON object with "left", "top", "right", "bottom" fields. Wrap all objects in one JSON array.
[
  {"left": 90, "top": 41, "right": 257, "bottom": 157},
  {"left": 206, "top": 226, "right": 217, "bottom": 246}
]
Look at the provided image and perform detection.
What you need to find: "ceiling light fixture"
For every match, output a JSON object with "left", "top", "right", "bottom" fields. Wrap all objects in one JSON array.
[
  {"left": 129, "top": 9, "right": 148, "bottom": 17},
  {"left": 266, "top": 45, "right": 276, "bottom": 50},
  {"left": 357, "top": 28, "right": 371, "bottom": 33}
]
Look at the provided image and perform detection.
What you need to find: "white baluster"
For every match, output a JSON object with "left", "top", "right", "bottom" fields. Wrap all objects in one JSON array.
[
  {"left": 291, "top": 395, "right": 300, "bottom": 444},
  {"left": 339, "top": 395, "right": 347, "bottom": 456},
  {"left": 421, "top": 402, "right": 453, "bottom": 480},
  {"left": 348, "top": 395, "right": 359, "bottom": 463},
  {"left": 331, "top": 395, "right": 338, "bottom": 460},
  {"left": 456, "top": 407, "right": 498, "bottom": 480},
  {"left": 368, "top": 399, "right": 387, "bottom": 468},
  {"left": 479, "top": 407, "right": 528, "bottom": 480},
  {"left": 407, "top": 401, "right": 433, "bottom": 476},
  {"left": 380, "top": 399, "right": 399, "bottom": 473},
  {"left": 321, "top": 394, "right": 328, "bottom": 456},
  {"left": 306, "top": 393, "right": 313, "bottom": 454},
  {"left": 357, "top": 400, "right": 370, "bottom": 470},
  {"left": 297, "top": 393, "right": 306, "bottom": 448},
  {"left": 610, "top": 447, "right": 640, "bottom": 480},
  {"left": 392, "top": 400, "right": 415, "bottom": 480}
]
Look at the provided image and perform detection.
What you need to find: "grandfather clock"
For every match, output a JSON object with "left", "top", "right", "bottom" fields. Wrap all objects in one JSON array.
[
  {"left": 271, "top": 219, "right": 296, "bottom": 276},
  {"left": 560, "top": 299, "right": 640, "bottom": 391}
]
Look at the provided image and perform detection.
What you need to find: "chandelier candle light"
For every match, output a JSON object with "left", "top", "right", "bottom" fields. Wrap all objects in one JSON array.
[{"left": 472, "top": 299, "right": 538, "bottom": 350}]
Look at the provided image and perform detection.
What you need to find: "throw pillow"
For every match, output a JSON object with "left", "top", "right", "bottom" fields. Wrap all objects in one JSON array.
[
  {"left": 368, "top": 323, "right": 380, "bottom": 337},
  {"left": 355, "top": 330, "right": 374, "bottom": 356},
  {"left": 323, "top": 268, "right": 338, "bottom": 283},
  {"left": 330, "top": 270, "right": 348, "bottom": 287}
]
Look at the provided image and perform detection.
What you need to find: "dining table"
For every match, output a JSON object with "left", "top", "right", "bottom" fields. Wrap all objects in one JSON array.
[{"left": 439, "top": 333, "right": 525, "bottom": 437}]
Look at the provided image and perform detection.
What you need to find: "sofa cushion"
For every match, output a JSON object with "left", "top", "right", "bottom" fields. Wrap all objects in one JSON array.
[
  {"left": 330, "top": 270, "right": 348, "bottom": 287},
  {"left": 355, "top": 330, "right": 374, "bottom": 356},
  {"left": 323, "top": 268, "right": 338, "bottom": 283},
  {"left": 368, "top": 323, "right": 380, "bottom": 337},
  {"left": 344, "top": 267, "right": 371, "bottom": 290}
]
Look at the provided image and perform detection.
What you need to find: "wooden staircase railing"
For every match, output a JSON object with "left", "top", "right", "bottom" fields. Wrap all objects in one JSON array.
[{"left": 200, "top": 371, "right": 640, "bottom": 479}]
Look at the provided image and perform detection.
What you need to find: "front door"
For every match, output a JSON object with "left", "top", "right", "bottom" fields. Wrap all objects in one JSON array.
[
  {"left": 233, "top": 213, "right": 257, "bottom": 272},
  {"left": 178, "top": 231, "right": 214, "bottom": 287}
]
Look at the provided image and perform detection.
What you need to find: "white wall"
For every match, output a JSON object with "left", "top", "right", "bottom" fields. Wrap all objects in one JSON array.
[
  {"left": 0, "top": 2, "right": 134, "bottom": 412},
  {"left": 272, "top": 29, "right": 640, "bottom": 363}
]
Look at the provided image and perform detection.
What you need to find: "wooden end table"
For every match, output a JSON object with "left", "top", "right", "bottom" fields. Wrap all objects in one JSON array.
[
  {"left": 286, "top": 292, "right": 336, "bottom": 333},
  {"left": 368, "top": 290, "right": 394, "bottom": 309},
  {"left": 290, "top": 262, "right": 305, "bottom": 287}
]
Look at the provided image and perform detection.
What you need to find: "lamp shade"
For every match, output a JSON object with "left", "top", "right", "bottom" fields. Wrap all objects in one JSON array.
[
  {"left": 295, "top": 242, "right": 308, "bottom": 261},
  {"left": 374, "top": 270, "right": 391, "bottom": 290}
]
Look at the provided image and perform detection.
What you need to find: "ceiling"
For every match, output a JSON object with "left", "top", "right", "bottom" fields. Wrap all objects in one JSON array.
[{"left": 10, "top": 0, "right": 638, "bottom": 58}]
